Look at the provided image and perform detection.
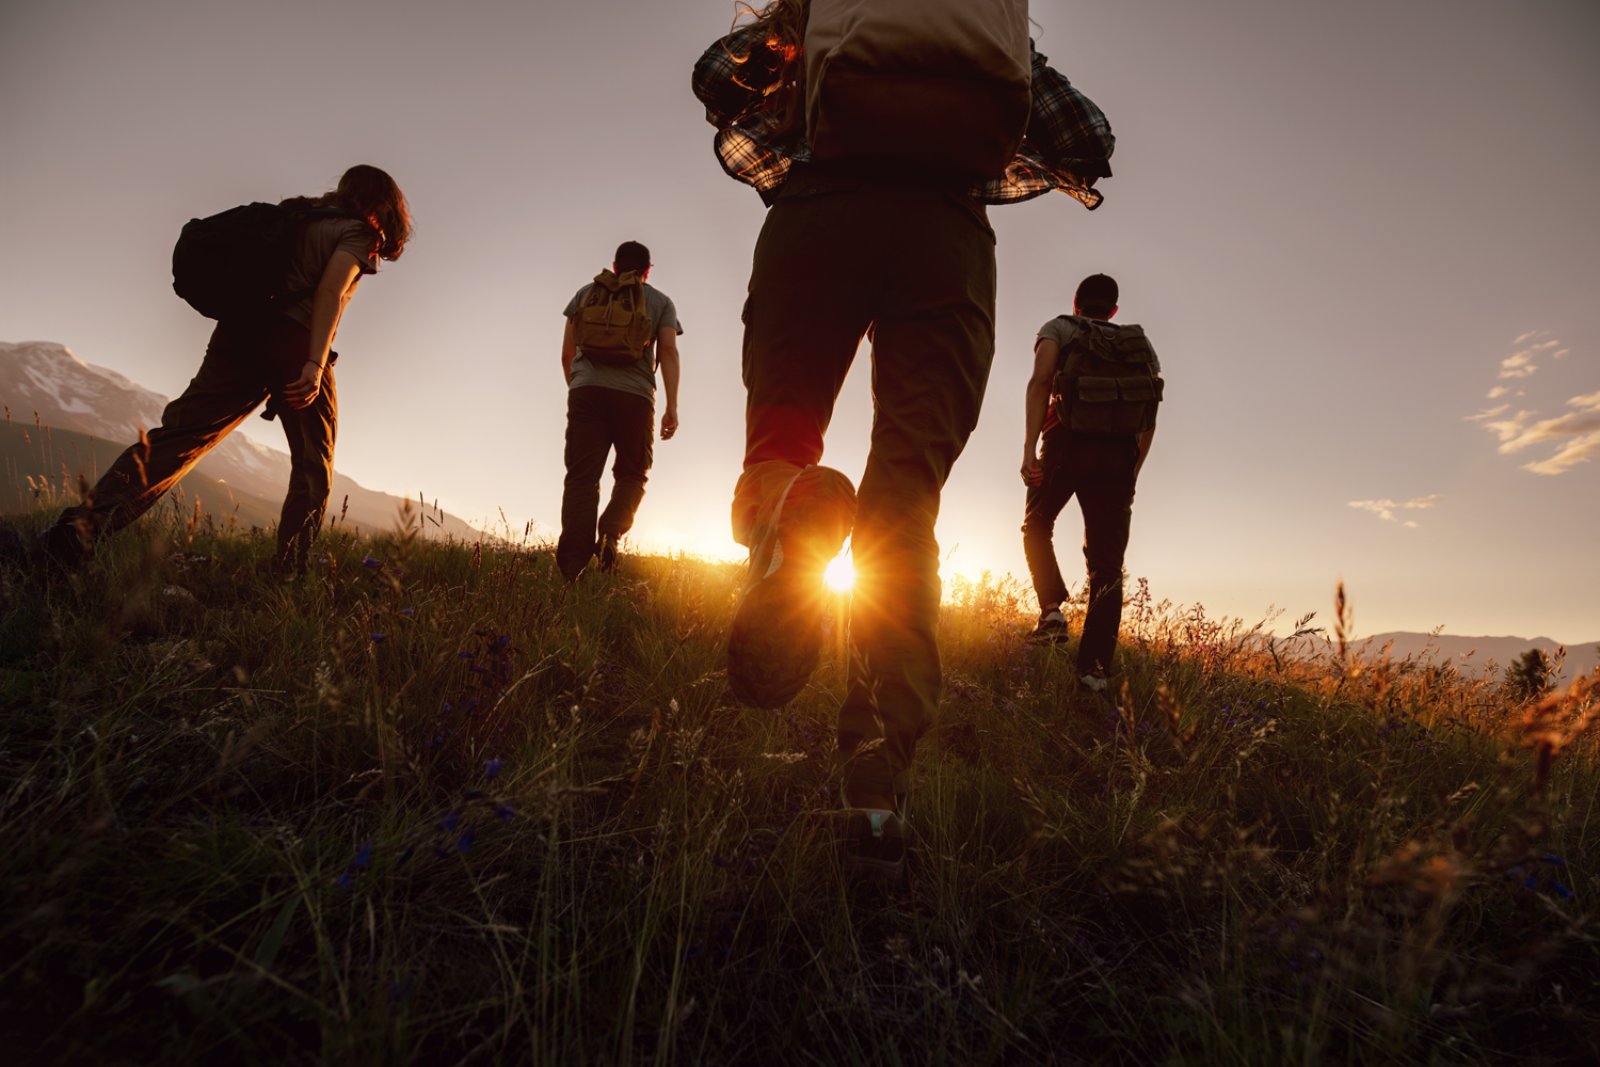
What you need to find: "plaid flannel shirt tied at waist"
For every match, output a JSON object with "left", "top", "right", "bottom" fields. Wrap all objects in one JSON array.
[{"left": 691, "top": 26, "right": 1115, "bottom": 208}]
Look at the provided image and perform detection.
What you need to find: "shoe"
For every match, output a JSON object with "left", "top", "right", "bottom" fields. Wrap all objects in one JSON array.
[
  {"left": 837, "top": 744, "right": 906, "bottom": 884},
  {"left": 597, "top": 532, "right": 618, "bottom": 573},
  {"left": 727, "top": 465, "right": 856, "bottom": 708},
  {"left": 1078, "top": 671, "right": 1110, "bottom": 694},
  {"left": 839, "top": 780, "right": 906, "bottom": 886},
  {"left": 1028, "top": 608, "right": 1068, "bottom": 644}
]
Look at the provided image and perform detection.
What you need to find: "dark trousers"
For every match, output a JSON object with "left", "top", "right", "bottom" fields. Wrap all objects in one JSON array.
[
  {"left": 1022, "top": 428, "right": 1139, "bottom": 675},
  {"left": 734, "top": 172, "right": 997, "bottom": 790},
  {"left": 54, "top": 314, "right": 335, "bottom": 571},
  {"left": 556, "top": 385, "right": 654, "bottom": 579}
]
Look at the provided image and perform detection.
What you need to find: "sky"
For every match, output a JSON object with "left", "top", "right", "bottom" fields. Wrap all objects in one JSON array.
[{"left": 2, "top": 0, "right": 1596, "bottom": 643}]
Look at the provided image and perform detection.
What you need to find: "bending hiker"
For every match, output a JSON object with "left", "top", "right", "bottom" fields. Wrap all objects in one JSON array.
[
  {"left": 693, "top": 0, "right": 1114, "bottom": 881},
  {"left": 1021, "top": 274, "right": 1161, "bottom": 691},
  {"left": 40, "top": 164, "right": 412, "bottom": 575},
  {"left": 556, "top": 241, "right": 683, "bottom": 580}
]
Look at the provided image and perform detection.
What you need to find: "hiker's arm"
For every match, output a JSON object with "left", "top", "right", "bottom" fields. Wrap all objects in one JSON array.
[
  {"left": 561, "top": 319, "right": 577, "bottom": 385},
  {"left": 1136, "top": 428, "right": 1156, "bottom": 476},
  {"left": 1022, "top": 338, "right": 1058, "bottom": 487},
  {"left": 657, "top": 328, "right": 680, "bottom": 440},
  {"left": 285, "top": 250, "right": 363, "bottom": 409}
]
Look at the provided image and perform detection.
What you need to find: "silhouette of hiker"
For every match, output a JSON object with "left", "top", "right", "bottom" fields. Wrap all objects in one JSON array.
[
  {"left": 40, "top": 164, "right": 412, "bottom": 576},
  {"left": 1021, "top": 274, "right": 1162, "bottom": 690},
  {"left": 555, "top": 241, "right": 683, "bottom": 580},
  {"left": 694, "top": 0, "right": 1114, "bottom": 881}
]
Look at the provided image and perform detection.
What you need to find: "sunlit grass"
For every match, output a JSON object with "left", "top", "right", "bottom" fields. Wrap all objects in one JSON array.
[{"left": 0, "top": 504, "right": 1596, "bottom": 1065}]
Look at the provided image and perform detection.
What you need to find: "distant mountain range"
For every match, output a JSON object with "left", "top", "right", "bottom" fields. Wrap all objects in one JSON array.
[
  {"left": 1, "top": 340, "right": 477, "bottom": 539},
  {"left": 1280, "top": 631, "right": 1599, "bottom": 687},
  {"left": 1354, "top": 632, "right": 1599, "bottom": 686}
]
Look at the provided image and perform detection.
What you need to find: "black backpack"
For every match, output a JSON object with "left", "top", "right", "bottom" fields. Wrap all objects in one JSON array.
[
  {"left": 1051, "top": 315, "right": 1164, "bottom": 436},
  {"left": 170, "top": 203, "right": 363, "bottom": 321}
]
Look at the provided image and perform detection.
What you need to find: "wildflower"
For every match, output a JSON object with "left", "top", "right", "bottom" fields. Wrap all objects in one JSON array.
[
  {"left": 457, "top": 828, "right": 477, "bottom": 853},
  {"left": 1524, "top": 873, "right": 1539, "bottom": 890},
  {"left": 399, "top": 607, "right": 416, "bottom": 617},
  {"left": 370, "top": 633, "right": 386, "bottom": 644},
  {"left": 494, "top": 803, "right": 516, "bottom": 821},
  {"left": 441, "top": 809, "right": 461, "bottom": 831},
  {"left": 459, "top": 650, "right": 474, "bottom": 659},
  {"left": 354, "top": 841, "right": 373, "bottom": 868},
  {"left": 1554, "top": 883, "right": 1575, "bottom": 900},
  {"left": 484, "top": 758, "right": 503, "bottom": 780},
  {"left": 336, "top": 870, "right": 354, "bottom": 889},
  {"left": 1541, "top": 853, "right": 1567, "bottom": 866},
  {"left": 362, "top": 556, "right": 381, "bottom": 569}
]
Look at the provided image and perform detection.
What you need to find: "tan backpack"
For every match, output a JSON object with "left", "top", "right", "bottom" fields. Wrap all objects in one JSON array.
[
  {"left": 573, "top": 270, "right": 654, "bottom": 366},
  {"left": 804, "top": 0, "right": 1032, "bottom": 181}
]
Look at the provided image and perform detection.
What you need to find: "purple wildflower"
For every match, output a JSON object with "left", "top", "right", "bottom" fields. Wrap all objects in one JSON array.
[
  {"left": 362, "top": 556, "right": 382, "bottom": 569},
  {"left": 484, "top": 758, "right": 503, "bottom": 780}
]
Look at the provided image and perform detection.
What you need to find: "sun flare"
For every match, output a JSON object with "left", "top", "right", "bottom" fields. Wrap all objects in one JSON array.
[{"left": 823, "top": 550, "right": 855, "bottom": 593}]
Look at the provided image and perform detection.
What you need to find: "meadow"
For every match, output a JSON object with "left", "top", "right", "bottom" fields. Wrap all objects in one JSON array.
[{"left": 0, "top": 502, "right": 1595, "bottom": 1065}]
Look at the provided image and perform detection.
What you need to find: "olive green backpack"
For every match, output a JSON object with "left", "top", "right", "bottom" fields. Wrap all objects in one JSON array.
[{"left": 1051, "top": 316, "right": 1164, "bottom": 436}]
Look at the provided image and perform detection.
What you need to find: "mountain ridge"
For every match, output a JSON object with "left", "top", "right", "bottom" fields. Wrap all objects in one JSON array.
[{"left": 1, "top": 340, "right": 478, "bottom": 539}]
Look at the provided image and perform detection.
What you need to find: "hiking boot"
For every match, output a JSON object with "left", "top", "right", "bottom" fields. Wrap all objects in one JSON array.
[
  {"left": 597, "top": 532, "right": 618, "bottom": 573},
  {"left": 727, "top": 465, "right": 856, "bottom": 708},
  {"left": 1028, "top": 608, "right": 1068, "bottom": 644}
]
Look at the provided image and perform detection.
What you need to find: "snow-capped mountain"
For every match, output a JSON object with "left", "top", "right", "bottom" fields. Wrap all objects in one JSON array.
[{"left": 1, "top": 340, "right": 477, "bottom": 539}]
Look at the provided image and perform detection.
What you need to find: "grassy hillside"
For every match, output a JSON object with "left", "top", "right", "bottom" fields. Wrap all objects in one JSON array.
[
  {"left": 0, "top": 510, "right": 1595, "bottom": 1065},
  {"left": 1, "top": 420, "right": 287, "bottom": 532}
]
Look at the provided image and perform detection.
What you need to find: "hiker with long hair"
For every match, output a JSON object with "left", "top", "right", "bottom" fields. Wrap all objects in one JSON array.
[
  {"left": 41, "top": 164, "right": 412, "bottom": 575},
  {"left": 693, "top": 0, "right": 1115, "bottom": 881}
]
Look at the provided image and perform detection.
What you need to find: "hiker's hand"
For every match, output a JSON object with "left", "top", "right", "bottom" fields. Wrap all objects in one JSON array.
[
  {"left": 1021, "top": 452, "right": 1043, "bottom": 488},
  {"left": 661, "top": 407, "right": 679, "bottom": 440},
  {"left": 283, "top": 361, "right": 324, "bottom": 409}
]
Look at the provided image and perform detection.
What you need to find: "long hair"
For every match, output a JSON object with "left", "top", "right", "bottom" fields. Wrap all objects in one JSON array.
[
  {"left": 732, "top": 0, "right": 809, "bottom": 140},
  {"left": 281, "top": 164, "right": 413, "bottom": 261}
]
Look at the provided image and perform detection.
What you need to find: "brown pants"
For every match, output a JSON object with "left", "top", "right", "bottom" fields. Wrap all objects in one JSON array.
[
  {"left": 733, "top": 169, "right": 997, "bottom": 791},
  {"left": 54, "top": 314, "right": 336, "bottom": 571},
  {"left": 556, "top": 385, "right": 654, "bottom": 580}
]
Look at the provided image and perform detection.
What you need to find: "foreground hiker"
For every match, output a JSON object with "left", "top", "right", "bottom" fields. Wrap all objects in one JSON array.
[
  {"left": 40, "top": 164, "right": 412, "bottom": 575},
  {"left": 694, "top": 0, "right": 1114, "bottom": 881},
  {"left": 1021, "top": 274, "right": 1161, "bottom": 690},
  {"left": 556, "top": 241, "right": 683, "bottom": 580}
]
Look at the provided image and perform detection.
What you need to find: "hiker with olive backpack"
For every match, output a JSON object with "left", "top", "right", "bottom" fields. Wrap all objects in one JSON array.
[
  {"left": 693, "top": 0, "right": 1114, "bottom": 882},
  {"left": 556, "top": 240, "right": 683, "bottom": 580},
  {"left": 1021, "top": 273, "right": 1161, "bottom": 690}
]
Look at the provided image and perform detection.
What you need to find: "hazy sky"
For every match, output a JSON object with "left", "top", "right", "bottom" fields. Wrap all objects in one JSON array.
[{"left": 2, "top": 0, "right": 1596, "bottom": 642}]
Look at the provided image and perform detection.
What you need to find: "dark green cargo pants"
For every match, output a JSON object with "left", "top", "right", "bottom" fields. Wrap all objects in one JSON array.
[{"left": 733, "top": 168, "right": 997, "bottom": 791}]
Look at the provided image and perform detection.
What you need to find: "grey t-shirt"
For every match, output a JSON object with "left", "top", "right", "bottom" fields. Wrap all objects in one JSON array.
[
  {"left": 563, "top": 282, "right": 683, "bottom": 403},
  {"left": 282, "top": 216, "right": 380, "bottom": 330},
  {"left": 1037, "top": 315, "right": 1162, "bottom": 374}
]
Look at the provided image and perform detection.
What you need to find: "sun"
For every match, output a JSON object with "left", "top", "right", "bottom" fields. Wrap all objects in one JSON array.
[{"left": 823, "top": 550, "right": 855, "bottom": 593}]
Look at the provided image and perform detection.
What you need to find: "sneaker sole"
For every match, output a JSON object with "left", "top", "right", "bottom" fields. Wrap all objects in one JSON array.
[{"left": 727, "top": 467, "right": 855, "bottom": 708}]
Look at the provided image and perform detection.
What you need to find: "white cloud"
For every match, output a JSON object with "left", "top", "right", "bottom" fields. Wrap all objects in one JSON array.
[
  {"left": 1348, "top": 495, "right": 1440, "bottom": 524},
  {"left": 1569, "top": 391, "right": 1600, "bottom": 412},
  {"left": 1499, "top": 351, "right": 1540, "bottom": 379},
  {"left": 1523, "top": 431, "right": 1600, "bottom": 476},
  {"left": 1469, "top": 335, "right": 1594, "bottom": 475}
]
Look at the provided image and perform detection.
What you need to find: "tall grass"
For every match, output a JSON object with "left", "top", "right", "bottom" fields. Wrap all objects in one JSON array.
[{"left": 0, "top": 507, "right": 1595, "bottom": 1065}]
